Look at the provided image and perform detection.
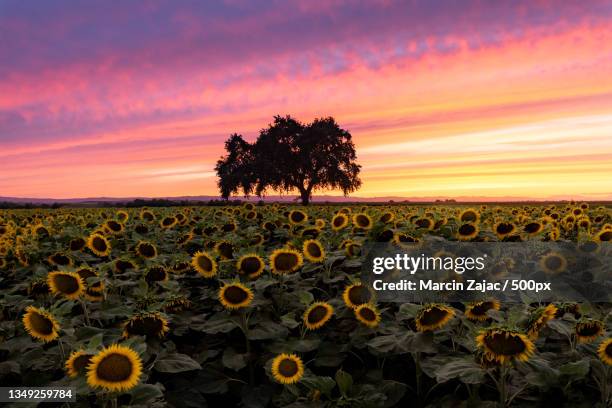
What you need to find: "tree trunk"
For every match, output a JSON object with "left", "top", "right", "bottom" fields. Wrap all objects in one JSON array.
[{"left": 300, "top": 190, "right": 310, "bottom": 205}]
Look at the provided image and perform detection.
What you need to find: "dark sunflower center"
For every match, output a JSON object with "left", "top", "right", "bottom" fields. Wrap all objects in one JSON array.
[
  {"left": 197, "top": 256, "right": 213, "bottom": 271},
  {"left": 380, "top": 213, "right": 392, "bottom": 223},
  {"left": 348, "top": 285, "right": 371, "bottom": 305},
  {"left": 107, "top": 221, "right": 121, "bottom": 231},
  {"left": 459, "top": 224, "right": 476, "bottom": 235},
  {"left": 224, "top": 286, "right": 248, "bottom": 304},
  {"left": 579, "top": 241, "right": 598, "bottom": 252},
  {"left": 307, "top": 305, "right": 328, "bottom": 324},
  {"left": 333, "top": 216, "right": 345, "bottom": 227},
  {"left": 416, "top": 218, "right": 432, "bottom": 228},
  {"left": 306, "top": 243, "right": 322, "bottom": 257},
  {"left": 598, "top": 231, "right": 612, "bottom": 242},
  {"left": 53, "top": 274, "right": 80, "bottom": 294},
  {"left": 496, "top": 223, "right": 514, "bottom": 234},
  {"left": 240, "top": 257, "right": 262, "bottom": 274},
  {"left": 274, "top": 253, "right": 299, "bottom": 271},
  {"left": 96, "top": 353, "right": 133, "bottom": 382},
  {"left": 29, "top": 312, "right": 53, "bottom": 335},
  {"left": 461, "top": 211, "right": 478, "bottom": 222},
  {"left": 358, "top": 307, "right": 376, "bottom": 321},
  {"left": 544, "top": 256, "right": 563, "bottom": 271},
  {"left": 577, "top": 323, "right": 601, "bottom": 336},
  {"left": 278, "top": 359, "right": 298, "bottom": 377},
  {"left": 484, "top": 332, "right": 526, "bottom": 356},
  {"left": 162, "top": 217, "right": 175, "bottom": 226},
  {"left": 93, "top": 236, "right": 108, "bottom": 252},
  {"left": 139, "top": 243, "right": 155, "bottom": 257},
  {"left": 222, "top": 223, "right": 235, "bottom": 232},
  {"left": 71, "top": 238, "right": 86, "bottom": 250},
  {"left": 52, "top": 254, "right": 71, "bottom": 265},
  {"left": 470, "top": 302, "right": 494, "bottom": 316},
  {"left": 146, "top": 267, "right": 167, "bottom": 282},
  {"left": 250, "top": 235, "right": 263, "bottom": 245},
  {"left": 419, "top": 307, "right": 448, "bottom": 326},
  {"left": 399, "top": 234, "right": 417, "bottom": 243},
  {"left": 605, "top": 343, "right": 612, "bottom": 357},
  {"left": 524, "top": 223, "right": 541, "bottom": 233},
  {"left": 143, "top": 212, "right": 154, "bottom": 221},
  {"left": 356, "top": 215, "right": 370, "bottom": 227},
  {"left": 73, "top": 354, "right": 93, "bottom": 373},
  {"left": 290, "top": 212, "right": 305, "bottom": 223}
]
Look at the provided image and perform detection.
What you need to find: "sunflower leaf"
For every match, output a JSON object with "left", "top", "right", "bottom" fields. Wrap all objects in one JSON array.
[{"left": 154, "top": 353, "right": 202, "bottom": 373}]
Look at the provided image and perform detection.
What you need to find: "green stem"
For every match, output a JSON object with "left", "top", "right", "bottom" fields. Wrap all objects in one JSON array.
[{"left": 80, "top": 299, "right": 92, "bottom": 327}]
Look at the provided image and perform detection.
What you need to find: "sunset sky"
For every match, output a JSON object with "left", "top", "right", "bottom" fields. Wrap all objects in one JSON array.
[{"left": 2, "top": 0, "right": 612, "bottom": 200}]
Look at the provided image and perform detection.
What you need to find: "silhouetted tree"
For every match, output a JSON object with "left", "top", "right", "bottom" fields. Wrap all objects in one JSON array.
[{"left": 215, "top": 115, "right": 361, "bottom": 205}]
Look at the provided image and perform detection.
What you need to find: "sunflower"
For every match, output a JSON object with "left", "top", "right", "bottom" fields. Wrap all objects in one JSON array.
[
  {"left": 345, "top": 242, "right": 362, "bottom": 257},
  {"left": 236, "top": 254, "right": 265, "bottom": 279},
  {"left": 65, "top": 350, "right": 93, "bottom": 378},
  {"left": 160, "top": 216, "right": 177, "bottom": 229},
  {"left": 23, "top": 306, "right": 60, "bottom": 342},
  {"left": 526, "top": 304, "right": 557, "bottom": 339},
  {"left": 47, "top": 271, "right": 84, "bottom": 300},
  {"left": 493, "top": 222, "right": 515, "bottom": 239},
  {"left": 457, "top": 223, "right": 479, "bottom": 241},
  {"left": 598, "top": 338, "right": 612, "bottom": 365},
  {"left": 104, "top": 220, "right": 124, "bottom": 234},
  {"left": 465, "top": 300, "right": 501, "bottom": 321},
  {"left": 354, "top": 304, "right": 381, "bottom": 328},
  {"left": 415, "top": 304, "right": 455, "bottom": 332},
  {"left": 594, "top": 229, "right": 612, "bottom": 242},
  {"left": 302, "top": 239, "right": 325, "bottom": 263},
  {"left": 353, "top": 213, "right": 373, "bottom": 230},
  {"left": 250, "top": 233, "right": 265, "bottom": 246},
  {"left": 219, "top": 282, "right": 254, "bottom": 310},
  {"left": 476, "top": 328, "right": 535, "bottom": 364},
  {"left": 575, "top": 319, "right": 604, "bottom": 343},
  {"left": 123, "top": 313, "right": 169, "bottom": 338},
  {"left": 539, "top": 252, "right": 567, "bottom": 274},
  {"left": 315, "top": 219, "right": 326, "bottom": 229},
  {"left": 87, "top": 233, "right": 111, "bottom": 257},
  {"left": 379, "top": 212, "right": 395, "bottom": 224},
  {"left": 135, "top": 241, "right": 157, "bottom": 259},
  {"left": 303, "top": 302, "right": 334, "bottom": 330},
  {"left": 270, "top": 248, "right": 303, "bottom": 274},
  {"left": 342, "top": 282, "right": 373, "bottom": 309},
  {"left": 48, "top": 252, "right": 73, "bottom": 267},
  {"left": 116, "top": 210, "right": 129, "bottom": 222},
  {"left": 140, "top": 209, "right": 155, "bottom": 222},
  {"left": 87, "top": 344, "right": 142, "bottom": 392},
  {"left": 215, "top": 241, "right": 234, "bottom": 259},
  {"left": 414, "top": 217, "right": 434, "bottom": 230},
  {"left": 288, "top": 210, "right": 308, "bottom": 225},
  {"left": 331, "top": 213, "right": 349, "bottom": 231},
  {"left": 145, "top": 266, "right": 169, "bottom": 283},
  {"left": 459, "top": 208, "right": 480, "bottom": 223},
  {"left": 192, "top": 251, "right": 217, "bottom": 278},
  {"left": 77, "top": 267, "right": 104, "bottom": 293},
  {"left": 114, "top": 258, "right": 137, "bottom": 274},
  {"left": 523, "top": 221, "right": 543, "bottom": 236},
  {"left": 271, "top": 353, "right": 304, "bottom": 384},
  {"left": 70, "top": 237, "right": 87, "bottom": 251},
  {"left": 393, "top": 233, "right": 419, "bottom": 246}
]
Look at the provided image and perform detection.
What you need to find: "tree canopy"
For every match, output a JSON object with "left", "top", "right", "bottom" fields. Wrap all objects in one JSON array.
[{"left": 215, "top": 115, "right": 361, "bottom": 205}]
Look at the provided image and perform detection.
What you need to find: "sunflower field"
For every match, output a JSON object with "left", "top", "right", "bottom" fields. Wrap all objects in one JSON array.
[{"left": 0, "top": 203, "right": 611, "bottom": 407}]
